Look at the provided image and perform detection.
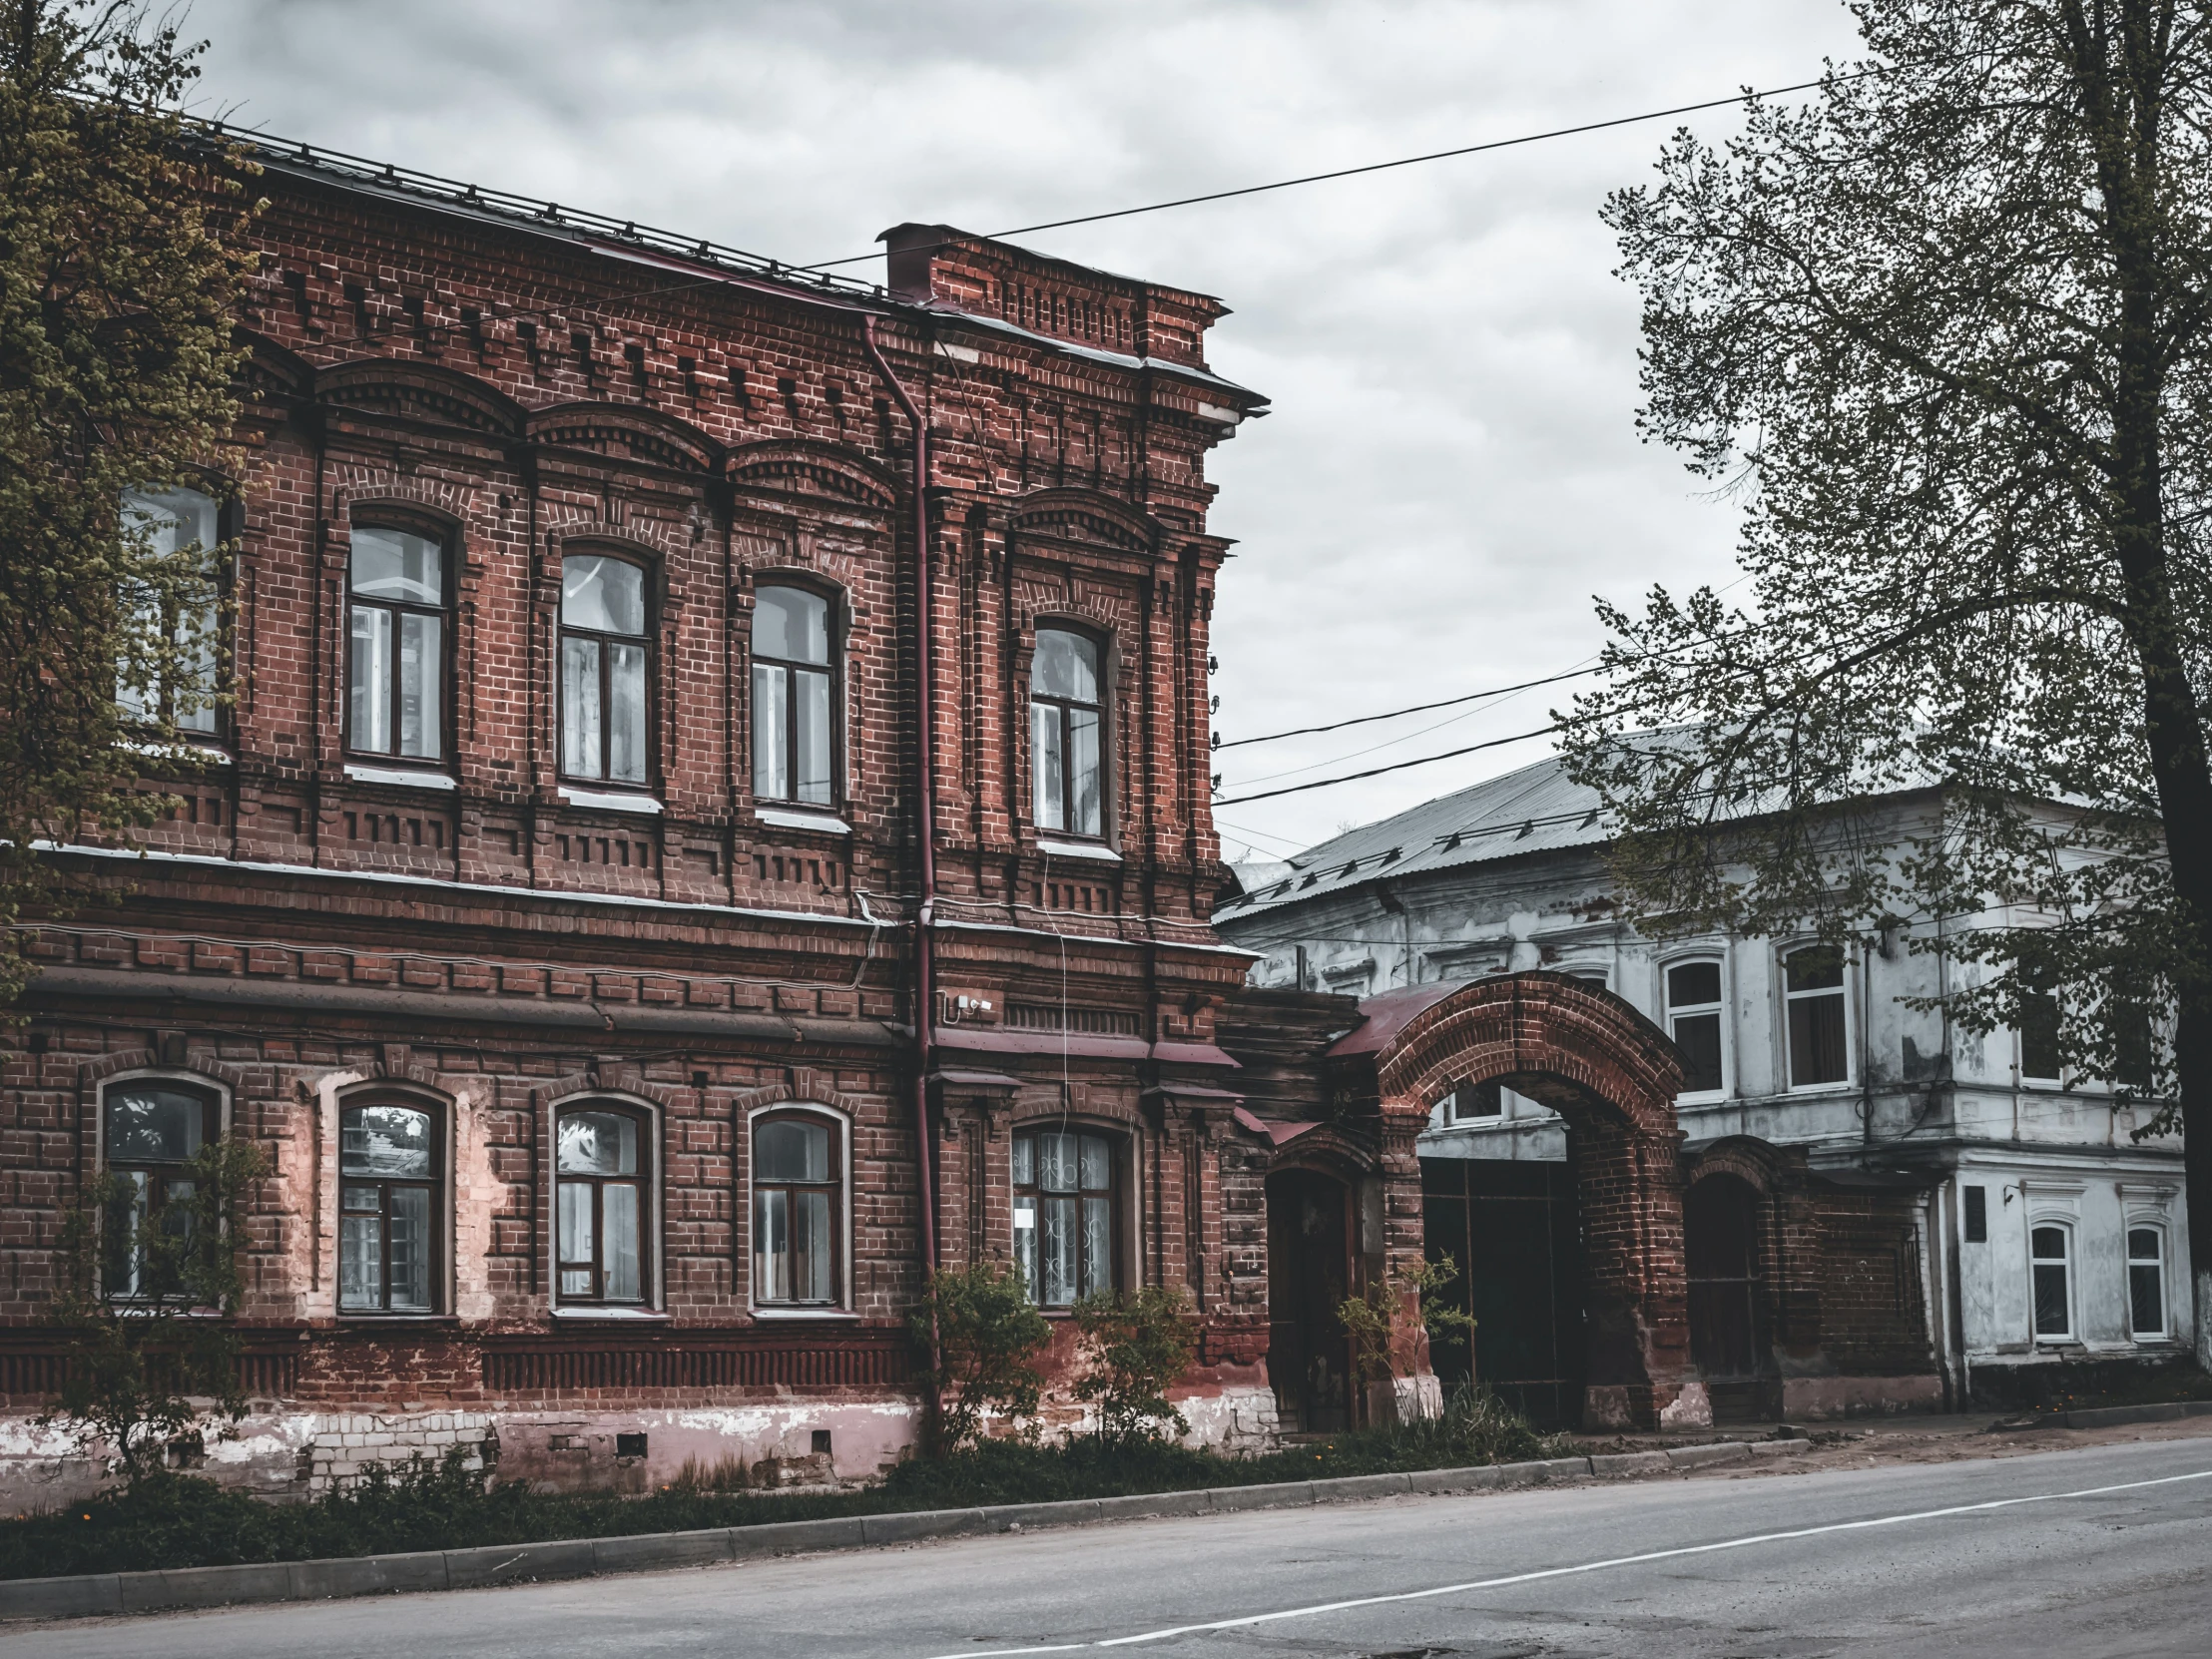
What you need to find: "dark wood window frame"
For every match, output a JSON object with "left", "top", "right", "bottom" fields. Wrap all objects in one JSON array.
[
  {"left": 1010, "top": 1123, "right": 1123, "bottom": 1310},
  {"left": 99, "top": 1077, "right": 224, "bottom": 1301},
  {"left": 558, "top": 547, "right": 657, "bottom": 791},
  {"left": 750, "top": 580, "right": 841, "bottom": 810},
  {"left": 1783, "top": 944, "right": 1850, "bottom": 1089},
  {"left": 119, "top": 480, "right": 237, "bottom": 743},
  {"left": 337, "top": 1096, "right": 445, "bottom": 1317},
  {"left": 750, "top": 1108, "right": 846, "bottom": 1308},
  {"left": 1029, "top": 624, "right": 1109, "bottom": 841},
  {"left": 554, "top": 1102, "right": 655, "bottom": 1307},
  {"left": 344, "top": 511, "right": 455, "bottom": 768}
]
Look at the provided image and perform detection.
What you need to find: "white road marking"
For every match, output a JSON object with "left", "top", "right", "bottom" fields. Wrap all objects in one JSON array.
[{"left": 924, "top": 1463, "right": 2212, "bottom": 1657}]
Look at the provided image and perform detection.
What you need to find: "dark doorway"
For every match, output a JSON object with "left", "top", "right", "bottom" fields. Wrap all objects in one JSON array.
[
  {"left": 1421, "top": 1157, "right": 1584, "bottom": 1429},
  {"left": 1686, "top": 1174, "right": 1774, "bottom": 1420},
  {"left": 1266, "top": 1169, "right": 1353, "bottom": 1432}
]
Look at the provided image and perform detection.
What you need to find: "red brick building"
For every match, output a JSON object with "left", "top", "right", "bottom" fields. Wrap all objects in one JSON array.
[{"left": 0, "top": 139, "right": 1706, "bottom": 1504}]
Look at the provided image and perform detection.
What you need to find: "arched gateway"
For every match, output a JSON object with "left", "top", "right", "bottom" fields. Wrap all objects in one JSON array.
[{"left": 1323, "top": 972, "right": 1704, "bottom": 1431}]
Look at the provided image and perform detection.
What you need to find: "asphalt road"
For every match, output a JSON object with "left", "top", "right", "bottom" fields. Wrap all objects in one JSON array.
[{"left": 12, "top": 1434, "right": 2212, "bottom": 1659}]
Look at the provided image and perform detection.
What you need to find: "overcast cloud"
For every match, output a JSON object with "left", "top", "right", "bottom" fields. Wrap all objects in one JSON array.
[{"left": 182, "top": 0, "right": 1867, "bottom": 858}]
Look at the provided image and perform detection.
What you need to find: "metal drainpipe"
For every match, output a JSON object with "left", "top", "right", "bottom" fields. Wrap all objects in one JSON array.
[{"left": 862, "top": 316, "right": 942, "bottom": 1354}]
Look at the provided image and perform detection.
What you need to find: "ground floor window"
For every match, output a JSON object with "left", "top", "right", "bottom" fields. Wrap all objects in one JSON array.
[
  {"left": 2128, "top": 1227, "right": 2167, "bottom": 1339},
  {"left": 2030, "top": 1224, "right": 2072, "bottom": 1340},
  {"left": 1012, "top": 1128, "right": 1116, "bottom": 1308},
  {"left": 556, "top": 1106, "right": 649, "bottom": 1304}
]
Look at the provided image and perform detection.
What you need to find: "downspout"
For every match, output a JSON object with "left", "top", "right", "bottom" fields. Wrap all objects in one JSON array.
[{"left": 862, "top": 315, "right": 942, "bottom": 1379}]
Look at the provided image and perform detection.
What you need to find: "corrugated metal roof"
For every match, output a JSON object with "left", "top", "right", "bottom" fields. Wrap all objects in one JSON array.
[{"left": 1215, "top": 752, "right": 1610, "bottom": 922}]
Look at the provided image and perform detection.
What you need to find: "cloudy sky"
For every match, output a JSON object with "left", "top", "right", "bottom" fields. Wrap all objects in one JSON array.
[{"left": 182, "top": 0, "right": 1867, "bottom": 859}]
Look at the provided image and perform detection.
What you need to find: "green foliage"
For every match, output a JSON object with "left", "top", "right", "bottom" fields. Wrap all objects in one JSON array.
[
  {"left": 1568, "top": 1, "right": 2212, "bottom": 1152},
  {"left": 1, "top": 1388, "right": 1570, "bottom": 1581},
  {"left": 0, "top": 1, "right": 258, "bottom": 1003},
  {"left": 41, "top": 1134, "right": 270, "bottom": 1487},
  {"left": 911, "top": 1261, "right": 1051, "bottom": 1453},
  {"left": 1339, "top": 1254, "right": 1477, "bottom": 1390},
  {"left": 1071, "top": 1285, "right": 1198, "bottom": 1444}
]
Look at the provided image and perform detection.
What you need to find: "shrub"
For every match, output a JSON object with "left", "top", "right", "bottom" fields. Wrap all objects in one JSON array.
[
  {"left": 1340, "top": 1253, "right": 1477, "bottom": 1400},
  {"left": 911, "top": 1261, "right": 1052, "bottom": 1454},
  {"left": 1072, "top": 1286, "right": 1198, "bottom": 1444}
]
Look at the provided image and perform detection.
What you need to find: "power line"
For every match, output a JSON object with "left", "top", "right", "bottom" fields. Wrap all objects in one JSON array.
[
  {"left": 801, "top": 66, "right": 1893, "bottom": 272},
  {"left": 1215, "top": 663, "right": 1605, "bottom": 751},
  {"left": 1214, "top": 720, "right": 1562, "bottom": 806}
]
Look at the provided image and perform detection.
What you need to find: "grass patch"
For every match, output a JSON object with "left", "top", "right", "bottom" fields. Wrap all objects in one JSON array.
[{"left": 1, "top": 1385, "right": 1569, "bottom": 1581}]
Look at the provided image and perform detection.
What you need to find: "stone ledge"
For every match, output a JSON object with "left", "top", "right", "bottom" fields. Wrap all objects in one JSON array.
[
  {"left": 0, "top": 1440, "right": 1792, "bottom": 1621},
  {"left": 2056, "top": 1400, "right": 2212, "bottom": 1429}
]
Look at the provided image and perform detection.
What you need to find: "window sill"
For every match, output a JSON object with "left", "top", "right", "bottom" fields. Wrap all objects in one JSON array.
[
  {"left": 1785, "top": 1081, "right": 1856, "bottom": 1096},
  {"left": 1675, "top": 1090, "right": 1731, "bottom": 1107},
  {"left": 346, "top": 763, "right": 456, "bottom": 791},
  {"left": 559, "top": 787, "right": 663, "bottom": 817},
  {"left": 756, "top": 807, "right": 852, "bottom": 834},
  {"left": 336, "top": 1313, "right": 460, "bottom": 1325},
  {"left": 548, "top": 1305, "right": 668, "bottom": 1321},
  {"left": 124, "top": 737, "right": 233, "bottom": 767},
  {"left": 751, "top": 1306, "right": 858, "bottom": 1321},
  {"left": 1037, "top": 837, "right": 1120, "bottom": 862}
]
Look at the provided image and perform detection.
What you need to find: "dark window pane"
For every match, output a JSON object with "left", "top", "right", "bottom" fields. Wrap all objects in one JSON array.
[
  {"left": 1963, "top": 1185, "right": 1987, "bottom": 1243},
  {"left": 106, "top": 1087, "right": 206, "bottom": 1163},
  {"left": 2032, "top": 1263, "right": 2070, "bottom": 1337},
  {"left": 1785, "top": 945, "right": 1844, "bottom": 992},
  {"left": 1454, "top": 1080, "right": 1502, "bottom": 1118},
  {"left": 757, "top": 1119, "right": 830, "bottom": 1182},
  {"left": 1667, "top": 961, "right": 1721, "bottom": 1008},
  {"left": 2115, "top": 999, "right": 2155, "bottom": 1091},
  {"left": 2030, "top": 1225, "right": 2066, "bottom": 1261},
  {"left": 558, "top": 1111, "right": 639, "bottom": 1176},
  {"left": 1788, "top": 991, "right": 1848, "bottom": 1085},
  {"left": 2017, "top": 991, "right": 2061, "bottom": 1080},
  {"left": 1673, "top": 1011, "right": 1723, "bottom": 1093},
  {"left": 2130, "top": 1262, "right": 2164, "bottom": 1336}
]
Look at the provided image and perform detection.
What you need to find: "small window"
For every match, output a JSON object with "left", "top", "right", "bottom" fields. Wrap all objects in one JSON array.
[
  {"left": 1784, "top": 945, "right": 1849, "bottom": 1087},
  {"left": 2128, "top": 1228, "right": 2166, "bottom": 1339},
  {"left": 101, "top": 1081, "right": 221, "bottom": 1298},
  {"left": 1012, "top": 1128, "right": 1117, "bottom": 1307},
  {"left": 118, "top": 487, "right": 222, "bottom": 735},
  {"left": 2114, "top": 991, "right": 2156, "bottom": 1092},
  {"left": 1031, "top": 628, "right": 1104, "bottom": 838},
  {"left": 1454, "top": 1080, "right": 1503, "bottom": 1119},
  {"left": 556, "top": 1106, "right": 651, "bottom": 1304},
  {"left": 1667, "top": 960, "right": 1725, "bottom": 1095},
  {"left": 560, "top": 553, "right": 651, "bottom": 786},
  {"left": 753, "top": 1112, "right": 843, "bottom": 1306},
  {"left": 2017, "top": 989, "right": 2061, "bottom": 1081},
  {"left": 1962, "top": 1185, "right": 1987, "bottom": 1244},
  {"left": 752, "top": 586, "right": 835, "bottom": 806},
  {"left": 338, "top": 1102, "right": 439, "bottom": 1314},
  {"left": 2030, "top": 1224, "right": 2071, "bottom": 1340},
  {"left": 348, "top": 523, "right": 447, "bottom": 761}
]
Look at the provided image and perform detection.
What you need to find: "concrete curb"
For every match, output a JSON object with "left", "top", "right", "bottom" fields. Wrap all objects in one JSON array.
[
  {"left": 2054, "top": 1399, "right": 2212, "bottom": 1429},
  {"left": 0, "top": 1437, "right": 1791, "bottom": 1621}
]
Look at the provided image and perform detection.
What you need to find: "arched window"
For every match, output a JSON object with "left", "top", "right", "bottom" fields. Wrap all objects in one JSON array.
[
  {"left": 1012, "top": 1127, "right": 1117, "bottom": 1307},
  {"left": 1666, "top": 959, "right": 1726, "bottom": 1096},
  {"left": 556, "top": 1104, "right": 651, "bottom": 1304},
  {"left": 560, "top": 552, "right": 652, "bottom": 786},
  {"left": 101, "top": 1080, "right": 221, "bottom": 1298},
  {"left": 2030, "top": 1223, "right": 2072, "bottom": 1341},
  {"left": 2128, "top": 1227, "right": 2167, "bottom": 1339},
  {"left": 348, "top": 521, "right": 448, "bottom": 762},
  {"left": 752, "top": 1111, "right": 843, "bottom": 1306},
  {"left": 1783, "top": 945, "right": 1849, "bottom": 1087},
  {"left": 118, "top": 486, "right": 222, "bottom": 735},
  {"left": 752, "top": 585, "right": 835, "bottom": 807},
  {"left": 338, "top": 1100, "right": 440, "bottom": 1314},
  {"left": 1031, "top": 628, "right": 1104, "bottom": 838}
]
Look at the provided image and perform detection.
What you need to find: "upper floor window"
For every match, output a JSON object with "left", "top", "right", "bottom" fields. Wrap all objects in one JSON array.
[
  {"left": 752, "top": 585, "right": 834, "bottom": 806},
  {"left": 1784, "top": 945, "right": 1849, "bottom": 1087},
  {"left": 1032, "top": 628, "right": 1103, "bottom": 838},
  {"left": 339, "top": 1101, "right": 440, "bottom": 1315},
  {"left": 101, "top": 1080, "right": 220, "bottom": 1298},
  {"left": 2017, "top": 989, "right": 2062, "bottom": 1081},
  {"left": 2030, "top": 1223, "right": 2072, "bottom": 1340},
  {"left": 1666, "top": 960, "right": 1725, "bottom": 1096},
  {"left": 2128, "top": 1227, "right": 2167, "bottom": 1339},
  {"left": 556, "top": 1104, "right": 650, "bottom": 1304},
  {"left": 560, "top": 554, "right": 651, "bottom": 786},
  {"left": 348, "top": 523, "right": 447, "bottom": 762},
  {"left": 118, "top": 487, "right": 221, "bottom": 735},
  {"left": 1013, "top": 1127, "right": 1117, "bottom": 1308},
  {"left": 752, "top": 1111, "right": 843, "bottom": 1306}
]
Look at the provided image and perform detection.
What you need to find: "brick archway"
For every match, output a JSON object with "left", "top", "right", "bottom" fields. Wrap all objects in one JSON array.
[{"left": 1330, "top": 972, "right": 1702, "bottom": 1430}]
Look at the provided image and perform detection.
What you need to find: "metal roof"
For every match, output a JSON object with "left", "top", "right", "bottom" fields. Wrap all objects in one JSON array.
[{"left": 1215, "top": 752, "right": 1611, "bottom": 924}]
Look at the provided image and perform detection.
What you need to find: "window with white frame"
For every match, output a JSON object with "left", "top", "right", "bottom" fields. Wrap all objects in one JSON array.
[
  {"left": 1784, "top": 944, "right": 1849, "bottom": 1087},
  {"left": 560, "top": 552, "right": 652, "bottom": 787},
  {"left": 2128, "top": 1227, "right": 2167, "bottom": 1339},
  {"left": 2030, "top": 1223, "right": 2073, "bottom": 1340},
  {"left": 1666, "top": 960, "right": 1725, "bottom": 1096},
  {"left": 752, "top": 585, "right": 837, "bottom": 807}
]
